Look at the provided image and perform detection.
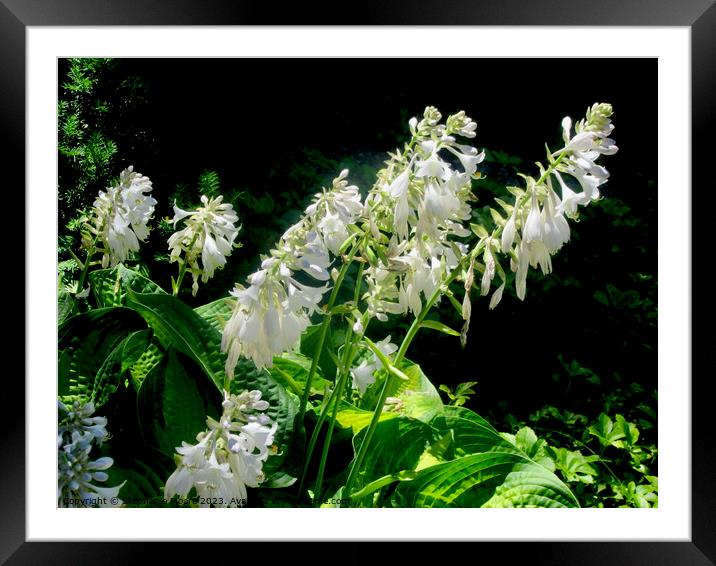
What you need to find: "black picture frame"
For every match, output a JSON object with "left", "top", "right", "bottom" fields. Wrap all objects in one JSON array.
[{"left": 4, "top": 1, "right": 712, "bottom": 564}]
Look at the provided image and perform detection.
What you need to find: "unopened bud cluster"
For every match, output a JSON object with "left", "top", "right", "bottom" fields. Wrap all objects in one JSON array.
[{"left": 57, "top": 400, "right": 124, "bottom": 507}]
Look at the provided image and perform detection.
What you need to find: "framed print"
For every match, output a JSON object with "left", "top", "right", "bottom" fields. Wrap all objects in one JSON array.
[{"left": 4, "top": 0, "right": 712, "bottom": 563}]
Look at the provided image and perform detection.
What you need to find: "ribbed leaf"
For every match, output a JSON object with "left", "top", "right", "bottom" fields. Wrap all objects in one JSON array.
[
  {"left": 334, "top": 401, "right": 398, "bottom": 434},
  {"left": 92, "top": 334, "right": 132, "bottom": 408},
  {"left": 269, "top": 353, "right": 331, "bottom": 398},
  {"left": 129, "top": 339, "right": 165, "bottom": 391},
  {"left": 384, "top": 406, "right": 579, "bottom": 508},
  {"left": 126, "top": 291, "right": 226, "bottom": 391},
  {"left": 137, "top": 348, "right": 221, "bottom": 458},
  {"left": 230, "top": 359, "right": 300, "bottom": 487},
  {"left": 106, "top": 448, "right": 176, "bottom": 505},
  {"left": 353, "top": 417, "right": 439, "bottom": 490},
  {"left": 89, "top": 263, "right": 166, "bottom": 307},
  {"left": 58, "top": 307, "right": 146, "bottom": 404},
  {"left": 194, "top": 297, "right": 234, "bottom": 334},
  {"left": 431, "top": 405, "right": 517, "bottom": 457},
  {"left": 384, "top": 361, "right": 444, "bottom": 424},
  {"left": 120, "top": 330, "right": 151, "bottom": 373},
  {"left": 393, "top": 451, "right": 579, "bottom": 508},
  {"left": 58, "top": 288, "right": 74, "bottom": 324}
]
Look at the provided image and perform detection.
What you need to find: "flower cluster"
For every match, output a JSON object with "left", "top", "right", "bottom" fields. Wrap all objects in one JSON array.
[
  {"left": 168, "top": 195, "right": 241, "bottom": 295},
  {"left": 221, "top": 170, "right": 363, "bottom": 374},
  {"left": 361, "top": 106, "right": 483, "bottom": 320},
  {"left": 164, "top": 390, "right": 277, "bottom": 507},
  {"left": 57, "top": 400, "right": 124, "bottom": 507},
  {"left": 350, "top": 336, "right": 399, "bottom": 395},
  {"left": 89, "top": 166, "right": 157, "bottom": 267},
  {"left": 499, "top": 103, "right": 618, "bottom": 300}
]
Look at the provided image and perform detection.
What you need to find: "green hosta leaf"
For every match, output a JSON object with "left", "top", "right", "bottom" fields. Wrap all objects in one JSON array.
[
  {"left": 334, "top": 401, "right": 398, "bottom": 434},
  {"left": 269, "top": 353, "right": 331, "bottom": 399},
  {"left": 129, "top": 339, "right": 165, "bottom": 390},
  {"left": 58, "top": 307, "right": 146, "bottom": 404},
  {"left": 393, "top": 452, "right": 579, "bottom": 508},
  {"left": 92, "top": 334, "right": 136, "bottom": 408},
  {"left": 137, "top": 348, "right": 221, "bottom": 458},
  {"left": 550, "top": 447, "right": 600, "bottom": 484},
  {"left": 126, "top": 291, "right": 226, "bottom": 391},
  {"left": 106, "top": 447, "right": 176, "bottom": 505},
  {"left": 89, "top": 263, "right": 166, "bottom": 307},
  {"left": 431, "top": 406, "right": 517, "bottom": 458},
  {"left": 349, "top": 416, "right": 440, "bottom": 506},
  {"left": 58, "top": 287, "right": 75, "bottom": 324},
  {"left": 120, "top": 330, "right": 151, "bottom": 373},
  {"left": 376, "top": 406, "right": 579, "bottom": 507},
  {"left": 194, "top": 297, "right": 234, "bottom": 334},
  {"left": 354, "top": 417, "right": 440, "bottom": 483},
  {"left": 229, "top": 359, "right": 300, "bottom": 487},
  {"left": 370, "top": 360, "right": 443, "bottom": 424}
]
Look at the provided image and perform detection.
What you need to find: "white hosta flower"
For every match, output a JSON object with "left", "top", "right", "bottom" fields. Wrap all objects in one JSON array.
[
  {"left": 305, "top": 169, "right": 364, "bottom": 255},
  {"left": 488, "top": 281, "right": 506, "bottom": 310},
  {"left": 168, "top": 194, "right": 240, "bottom": 293},
  {"left": 554, "top": 103, "right": 618, "bottom": 208},
  {"left": 294, "top": 231, "right": 332, "bottom": 281},
  {"left": 415, "top": 149, "right": 451, "bottom": 181},
  {"left": 317, "top": 212, "right": 348, "bottom": 256},
  {"left": 164, "top": 391, "right": 277, "bottom": 507},
  {"left": 350, "top": 336, "right": 398, "bottom": 395},
  {"left": 91, "top": 166, "right": 156, "bottom": 267},
  {"left": 445, "top": 145, "right": 485, "bottom": 176},
  {"left": 352, "top": 316, "right": 364, "bottom": 334},
  {"left": 222, "top": 265, "right": 314, "bottom": 373},
  {"left": 481, "top": 242, "right": 496, "bottom": 296},
  {"left": 551, "top": 170, "right": 584, "bottom": 217},
  {"left": 350, "top": 359, "right": 378, "bottom": 395},
  {"left": 223, "top": 170, "right": 366, "bottom": 373},
  {"left": 57, "top": 400, "right": 124, "bottom": 507},
  {"left": 388, "top": 169, "right": 412, "bottom": 240},
  {"left": 540, "top": 190, "right": 570, "bottom": 253},
  {"left": 522, "top": 189, "right": 543, "bottom": 244},
  {"left": 501, "top": 206, "right": 519, "bottom": 253}
]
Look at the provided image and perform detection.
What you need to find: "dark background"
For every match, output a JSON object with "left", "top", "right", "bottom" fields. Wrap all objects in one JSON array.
[{"left": 58, "top": 56, "right": 657, "bottom": 433}]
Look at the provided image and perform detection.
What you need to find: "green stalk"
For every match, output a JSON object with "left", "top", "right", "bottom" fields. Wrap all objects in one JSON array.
[
  {"left": 172, "top": 260, "right": 189, "bottom": 296},
  {"left": 298, "top": 263, "right": 364, "bottom": 496},
  {"left": 297, "top": 372, "right": 342, "bottom": 497},
  {"left": 343, "top": 150, "right": 571, "bottom": 503},
  {"left": 172, "top": 232, "right": 200, "bottom": 296},
  {"left": 341, "top": 366, "right": 395, "bottom": 503},
  {"left": 72, "top": 235, "right": 100, "bottom": 314},
  {"left": 312, "top": 265, "right": 366, "bottom": 503},
  {"left": 298, "top": 239, "right": 362, "bottom": 423}
]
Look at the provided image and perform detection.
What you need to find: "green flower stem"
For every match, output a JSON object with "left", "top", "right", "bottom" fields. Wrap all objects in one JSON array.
[
  {"left": 343, "top": 148, "right": 571, "bottom": 503},
  {"left": 312, "top": 266, "right": 366, "bottom": 503},
  {"left": 342, "top": 365, "right": 395, "bottom": 503},
  {"left": 342, "top": 272, "right": 461, "bottom": 502},
  {"left": 73, "top": 235, "right": 99, "bottom": 313},
  {"left": 298, "top": 263, "right": 365, "bottom": 498},
  {"left": 171, "top": 232, "right": 200, "bottom": 296},
  {"left": 172, "top": 261, "right": 189, "bottom": 296},
  {"left": 298, "top": 238, "right": 363, "bottom": 424}
]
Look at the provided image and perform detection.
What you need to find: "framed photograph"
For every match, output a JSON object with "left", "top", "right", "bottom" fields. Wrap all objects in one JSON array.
[{"left": 5, "top": 1, "right": 711, "bottom": 563}]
